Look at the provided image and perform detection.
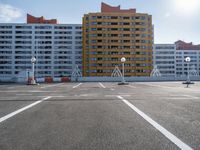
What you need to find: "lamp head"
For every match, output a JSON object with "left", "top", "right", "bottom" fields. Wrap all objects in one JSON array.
[
  {"left": 185, "top": 57, "right": 191, "bottom": 62},
  {"left": 121, "top": 57, "right": 126, "bottom": 63},
  {"left": 31, "top": 56, "right": 36, "bottom": 63}
]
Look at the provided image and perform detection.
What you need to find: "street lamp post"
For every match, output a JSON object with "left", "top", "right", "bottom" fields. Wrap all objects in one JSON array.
[
  {"left": 27, "top": 69, "right": 30, "bottom": 85},
  {"left": 121, "top": 57, "right": 126, "bottom": 83},
  {"left": 31, "top": 56, "right": 37, "bottom": 85},
  {"left": 186, "top": 57, "right": 190, "bottom": 83},
  {"left": 118, "top": 57, "right": 129, "bottom": 85},
  {"left": 183, "top": 57, "right": 194, "bottom": 87}
]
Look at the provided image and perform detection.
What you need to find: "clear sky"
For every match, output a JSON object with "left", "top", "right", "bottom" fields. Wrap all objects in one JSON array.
[{"left": 0, "top": 0, "right": 200, "bottom": 44}]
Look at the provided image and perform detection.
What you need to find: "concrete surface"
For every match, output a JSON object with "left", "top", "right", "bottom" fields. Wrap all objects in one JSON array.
[{"left": 0, "top": 82, "right": 200, "bottom": 150}]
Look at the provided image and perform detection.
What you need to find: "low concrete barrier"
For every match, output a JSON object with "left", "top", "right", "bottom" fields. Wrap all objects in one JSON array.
[
  {"left": 37, "top": 78, "right": 45, "bottom": 83},
  {"left": 1, "top": 76, "right": 200, "bottom": 83},
  {"left": 74, "top": 76, "right": 200, "bottom": 82}
]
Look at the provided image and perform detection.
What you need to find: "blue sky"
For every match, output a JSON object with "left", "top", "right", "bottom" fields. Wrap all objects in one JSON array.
[{"left": 0, "top": 0, "right": 200, "bottom": 44}]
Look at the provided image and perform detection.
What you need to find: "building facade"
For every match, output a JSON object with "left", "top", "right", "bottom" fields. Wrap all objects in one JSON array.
[
  {"left": 175, "top": 41, "right": 200, "bottom": 77},
  {"left": 153, "top": 44, "right": 176, "bottom": 77},
  {"left": 82, "top": 3, "right": 153, "bottom": 77},
  {"left": 0, "top": 15, "right": 82, "bottom": 81},
  {"left": 153, "top": 41, "right": 200, "bottom": 77}
]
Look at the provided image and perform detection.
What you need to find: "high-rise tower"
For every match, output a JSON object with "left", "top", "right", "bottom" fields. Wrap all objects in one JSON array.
[{"left": 82, "top": 2, "right": 153, "bottom": 76}]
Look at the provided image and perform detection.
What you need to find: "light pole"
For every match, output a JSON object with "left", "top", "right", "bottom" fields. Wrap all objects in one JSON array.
[
  {"left": 118, "top": 57, "right": 129, "bottom": 85},
  {"left": 121, "top": 57, "right": 126, "bottom": 83},
  {"left": 31, "top": 56, "right": 37, "bottom": 85},
  {"left": 27, "top": 69, "right": 30, "bottom": 85},
  {"left": 185, "top": 57, "right": 190, "bottom": 83},
  {"left": 183, "top": 57, "right": 194, "bottom": 87}
]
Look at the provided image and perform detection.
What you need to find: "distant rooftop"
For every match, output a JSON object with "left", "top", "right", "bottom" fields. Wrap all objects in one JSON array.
[
  {"left": 101, "top": 2, "right": 136, "bottom": 13},
  {"left": 175, "top": 40, "right": 200, "bottom": 50},
  {"left": 27, "top": 14, "right": 58, "bottom": 24}
]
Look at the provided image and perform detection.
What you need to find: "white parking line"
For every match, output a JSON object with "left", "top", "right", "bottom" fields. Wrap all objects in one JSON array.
[
  {"left": 7, "top": 87, "right": 15, "bottom": 89},
  {"left": 73, "top": 83, "right": 82, "bottom": 89},
  {"left": 0, "top": 96, "right": 51, "bottom": 124},
  {"left": 126, "top": 85, "right": 136, "bottom": 88},
  {"left": 167, "top": 95, "right": 199, "bottom": 100},
  {"left": 16, "top": 94, "right": 33, "bottom": 96},
  {"left": 0, "top": 91, "right": 57, "bottom": 93},
  {"left": 117, "top": 96, "right": 193, "bottom": 150},
  {"left": 106, "top": 95, "right": 130, "bottom": 97},
  {"left": 183, "top": 95, "right": 199, "bottom": 99},
  {"left": 99, "top": 82, "right": 106, "bottom": 88},
  {"left": 139, "top": 83, "right": 180, "bottom": 89},
  {"left": 41, "top": 83, "right": 64, "bottom": 89}
]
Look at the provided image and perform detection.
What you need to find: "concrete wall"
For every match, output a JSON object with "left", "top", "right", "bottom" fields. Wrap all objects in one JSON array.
[
  {"left": 1, "top": 76, "right": 200, "bottom": 83},
  {"left": 74, "top": 76, "right": 200, "bottom": 82}
]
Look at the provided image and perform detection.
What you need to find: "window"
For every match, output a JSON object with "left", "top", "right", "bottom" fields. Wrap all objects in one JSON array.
[
  {"left": 123, "top": 16, "right": 130, "bottom": 19},
  {"left": 111, "top": 16, "right": 118, "bottom": 19}
]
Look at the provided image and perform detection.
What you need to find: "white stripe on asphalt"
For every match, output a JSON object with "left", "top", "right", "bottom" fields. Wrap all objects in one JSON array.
[
  {"left": 126, "top": 85, "right": 136, "bottom": 88},
  {"left": 183, "top": 95, "right": 199, "bottom": 99},
  {"left": 99, "top": 82, "right": 106, "bottom": 88},
  {"left": 41, "top": 83, "right": 64, "bottom": 89},
  {"left": 16, "top": 94, "right": 33, "bottom": 96},
  {"left": 73, "top": 83, "right": 82, "bottom": 89},
  {"left": 0, "top": 96, "right": 51, "bottom": 124},
  {"left": 117, "top": 96, "right": 193, "bottom": 150},
  {"left": 0, "top": 91, "right": 56, "bottom": 93},
  {"left": 7, "top": 87, "right": 15, "bottom": 89}
]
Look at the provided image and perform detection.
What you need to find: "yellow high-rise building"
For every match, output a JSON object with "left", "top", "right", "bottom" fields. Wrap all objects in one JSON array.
[{"left": 82, "top": 3, "right": 153, "bottom": 77}]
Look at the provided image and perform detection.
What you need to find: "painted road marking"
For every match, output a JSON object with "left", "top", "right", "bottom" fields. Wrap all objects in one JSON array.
[
  {"left": 183, "top": 95, "right": 199, "bottom": 99},
  {"left": 167, "top": 95, "right": 199, "bottom": 100},
  {"left": 141, "top": 83, "right": 172, "bottom": 88},
  {"left": 79, "top": 94, "right": 88, "bottom": 97},
  {"left": 138, "top": 83, "right": 183, "bottom": 89},
  {"left": 0, "top": 91, "right": 58, "bottom": 93},
  {"left": 126, "top": 85, "right": 136, "bottom": 88},
  {"left": 118, "top": 93, "right": 135, "bottom": 95},
  {"left": 41, "top": 83, "right": 64, "bottom": 89},
  {"left": 106, "top": 95, "right": 130, "bottom": 97},
  {"left": 99, "top": 82, "right": 106, "bottom": 88},
  {"left": 16, "top": 94, "right": 33, "bottom": 96},
  {"left": 0, "top": 96, "right": 51, "bottom": 124},
  {"left": 73, "top": 83, "right": 82, "bottom": 89},
  {"left": 7, "top": 87, "right": 15, "bottom": 89},
  {"left": 117, "top": 96, "right": 193, "bottom": 150}
]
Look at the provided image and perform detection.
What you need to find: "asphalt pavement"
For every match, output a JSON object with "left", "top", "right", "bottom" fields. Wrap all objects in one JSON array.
[{"left": 0, "top": 82, "right": 200, "bottom": 150}]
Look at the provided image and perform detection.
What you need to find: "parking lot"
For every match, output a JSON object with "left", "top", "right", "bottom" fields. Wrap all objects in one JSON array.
[{"left": 0, "top": 82, "right": 200, "bottom": 150}]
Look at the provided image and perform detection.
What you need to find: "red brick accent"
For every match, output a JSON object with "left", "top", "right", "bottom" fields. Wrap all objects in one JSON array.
[
  {"left": 27, "top": 14, "right": 57, "bottom": 24},
  {"left": 175, "top": 40, "right": 200, "bottom": 50},
  {"left": 45, "top": 77, "right": 53, "bottom": 83},
  {"left": 61, "top": 77, "right": 70, "bottom": 82},
  {"left": 27, "top": 77, "right": 32, "bottom": 84},
  {"left": 101, "top": 2, "right": 136, "bottom": 13}
]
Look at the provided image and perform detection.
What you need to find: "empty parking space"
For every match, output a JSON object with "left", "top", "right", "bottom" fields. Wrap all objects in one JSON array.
[
  {"left": 0, "top": 82, "right": 200, "bottom": 149},
  {"left": 0, "top": 96, "right": 178, "bottom": 150}
]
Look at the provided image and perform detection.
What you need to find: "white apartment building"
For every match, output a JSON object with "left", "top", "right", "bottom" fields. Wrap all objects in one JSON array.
[
  {"left": 153, "top": 44, "right": 176, "bottom": 77},
  {"left": 175, "top": 50, "right": 200, "bottom": 77},
  {"left": 0, "top": 23, "right": 82, "bottom": 81},
  {"left": 154, "top": 41, "right": 200, "bottom": 77}
]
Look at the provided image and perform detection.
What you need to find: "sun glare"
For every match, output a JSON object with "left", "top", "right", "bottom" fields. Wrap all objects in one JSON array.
[{"left": 173, "top": 0, "right": 200, "bottom": 16}]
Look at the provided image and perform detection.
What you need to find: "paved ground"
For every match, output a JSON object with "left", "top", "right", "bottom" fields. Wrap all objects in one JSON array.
[{"left": 0, "top": 82, "right": 200, "bottom": 150}]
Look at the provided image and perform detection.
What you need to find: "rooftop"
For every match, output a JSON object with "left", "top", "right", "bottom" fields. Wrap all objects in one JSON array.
[
  {"left": 101, "top": 2, "right": 136, "bottom": 13},
  {"left": 27, "top": 14, "right": 58, "bottom": 24},
  {"left": 175, "top": 40, "right": 200, "bottom": 50}
]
